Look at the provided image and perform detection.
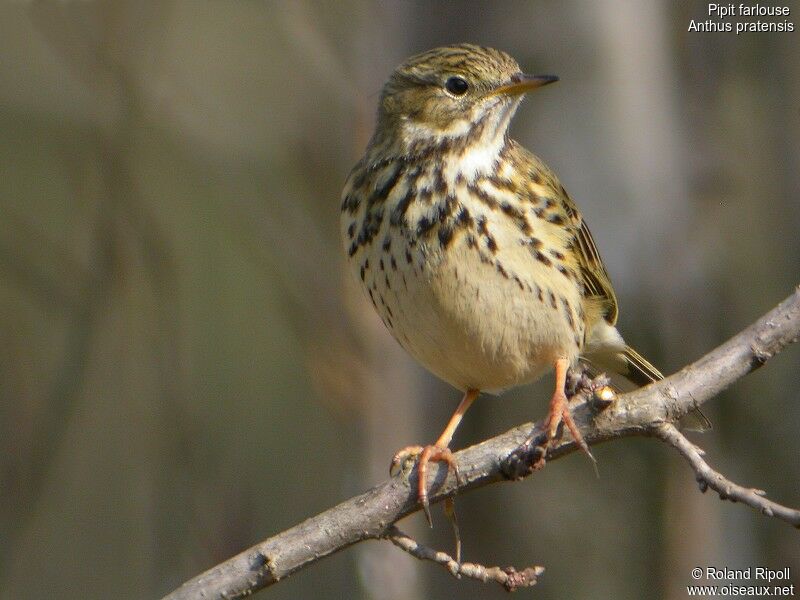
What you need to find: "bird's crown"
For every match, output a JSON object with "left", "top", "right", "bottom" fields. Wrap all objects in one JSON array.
[
  {"left": 371, "top": 44, "right": 556, "bottom": 154},
  {"left": 387, "top": 44, "right": 522, "bottom": 96}
]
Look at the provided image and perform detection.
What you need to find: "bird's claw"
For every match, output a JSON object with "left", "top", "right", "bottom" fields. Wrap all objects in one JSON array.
[
  {"left": 532, "top": 392, "right": 596, "bottom": 472},
  {"left": 389, "top": 444, "right": 459, "bottom": 526},
  {"left": 390, "top": 445, "right": 425, "bottom": 477},
  {"left": 418, "top": 445, "right": 458, "bottom": 526}
]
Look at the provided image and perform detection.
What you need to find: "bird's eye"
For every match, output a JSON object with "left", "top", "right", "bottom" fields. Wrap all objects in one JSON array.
[{"left": 444, "top": 76, "right": 469, "bottom": 96}]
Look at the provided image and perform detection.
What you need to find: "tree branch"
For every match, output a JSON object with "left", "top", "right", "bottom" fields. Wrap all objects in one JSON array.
[
  {"left": 162, "top": 286, "right": 800, "bottom": 600},
  {"left": 383, "top": 525, "right": 544, "bottom": 591},
  {"left": 653, "top": 423, "right": 800, "bottom": 527}
]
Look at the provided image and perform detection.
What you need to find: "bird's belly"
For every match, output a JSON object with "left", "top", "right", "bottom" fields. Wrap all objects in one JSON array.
[{"left": 364, "top": 237, "right": 583, "bottom": 392}]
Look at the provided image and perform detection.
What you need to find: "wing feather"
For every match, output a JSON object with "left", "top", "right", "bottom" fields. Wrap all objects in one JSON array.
[
  {"left": 508, "top": 140, "right": 618, "bottom": 324},
  {"left": 561, "top": 196, "right": 619, "bottom": 325}
]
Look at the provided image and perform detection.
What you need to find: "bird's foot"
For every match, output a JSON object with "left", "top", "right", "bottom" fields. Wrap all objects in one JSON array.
[
  {"left": 390, "top": 445, "right": 425, "bottom": 477},
  {"left": 390, "top": 444, "right": 460, "bottom": 526},
  {"left": 507, "top": 366, "right": 605, "bottom": 477},
  {"left": 532, "top": 389, "right": 596, "bottom": 472}
]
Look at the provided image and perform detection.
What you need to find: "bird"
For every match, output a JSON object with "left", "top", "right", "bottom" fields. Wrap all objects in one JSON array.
[{"left": 340, "top": 44, "right": 671, "bottom": 522}]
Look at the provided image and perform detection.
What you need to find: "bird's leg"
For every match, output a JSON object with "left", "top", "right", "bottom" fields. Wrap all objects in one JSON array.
[
  {"left": 390, "top": 388, "right": 479, "bottom": 527},
  {"left": 533, "top": 358, "right": 596, "bottom": 470}
]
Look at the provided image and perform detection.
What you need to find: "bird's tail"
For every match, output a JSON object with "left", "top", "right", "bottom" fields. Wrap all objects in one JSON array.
[
  {"left": 585, "top": 344, "right": 711, "bottom": 431},
  {"left": 621, "top": 345, "right": 664, "bottom": 387}
]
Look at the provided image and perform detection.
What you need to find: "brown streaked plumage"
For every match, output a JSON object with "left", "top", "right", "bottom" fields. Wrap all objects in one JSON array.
[{"left": 340, "top": 44, "right": 678, "bottom": 525}]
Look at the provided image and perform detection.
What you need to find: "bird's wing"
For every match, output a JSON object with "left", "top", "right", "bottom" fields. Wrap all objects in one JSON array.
[
  {"left": 562, "top": 195, "right": 619, "bottom": 325},
  {"left": 507, "top": 140, "right": 618, "bottom": 324}
]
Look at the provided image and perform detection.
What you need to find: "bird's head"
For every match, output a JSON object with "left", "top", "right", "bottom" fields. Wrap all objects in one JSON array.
[{"left": 372, "top": 44, "right": 557, "bottom": 154}]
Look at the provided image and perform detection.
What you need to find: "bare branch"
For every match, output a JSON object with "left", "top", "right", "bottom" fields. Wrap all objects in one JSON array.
[
  {"left": 654, "top": 423, "right": 800, "bottom": 527},
  {"left": 162, "top": 286, "right": 800, "bottom": 600},
  {"left": 384, "top": 526, "right": 544, "bottom": 591}
]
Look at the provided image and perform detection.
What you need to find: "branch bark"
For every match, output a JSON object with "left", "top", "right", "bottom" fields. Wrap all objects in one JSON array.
[
  {"left": 162, "top": 286, "right": 800, "bottom": 599},
  {"left": 654, "top": 423, "right": 800, "bottom": 526},
  {"left": 384, "top": 525, "right": 544, "bottom": 591}
]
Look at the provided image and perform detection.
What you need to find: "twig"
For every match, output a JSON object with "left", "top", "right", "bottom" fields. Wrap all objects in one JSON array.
[
  {"left": 654, "top": 423, "right": 800, "bottom": 528},
  {"left": 161, "top": 286, "right": 800, "bottom": 600},
  {"left": 384, "top": 526, "right": 544, "bottom": 591}
]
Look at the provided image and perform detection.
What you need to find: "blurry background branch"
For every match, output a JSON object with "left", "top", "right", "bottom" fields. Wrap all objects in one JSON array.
[{"left": 164, "top": 287, "right": 800, "bottom": 599}]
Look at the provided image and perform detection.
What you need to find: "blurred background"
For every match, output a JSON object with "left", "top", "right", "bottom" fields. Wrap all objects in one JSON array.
[{"left": 1, "top": 1, "right": 798, "bottom": 599}]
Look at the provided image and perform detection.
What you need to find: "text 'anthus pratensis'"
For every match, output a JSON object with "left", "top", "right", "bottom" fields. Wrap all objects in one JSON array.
[{"left": 340, "top": 44, "right": 671, "bottom": 523}]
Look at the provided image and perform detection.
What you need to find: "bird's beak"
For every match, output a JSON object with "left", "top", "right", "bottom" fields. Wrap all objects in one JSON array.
[{"left": 489, "top": 74, "right": 559, "bottom": 98}]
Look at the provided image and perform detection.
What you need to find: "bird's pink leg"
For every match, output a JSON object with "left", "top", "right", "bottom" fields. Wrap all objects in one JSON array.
[
  {"left": 534, "top": 358, "right": 595, "bottom": 469},
  {"left": 391, "top": 388, "right": 479, "bottom": 526}
]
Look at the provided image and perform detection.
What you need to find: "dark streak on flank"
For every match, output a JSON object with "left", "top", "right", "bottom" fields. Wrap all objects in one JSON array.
[
  {"left": 438, "top": 226, "right": 454, "bottom": 248},
  {"left": 500, "top": 202, "right": 532, "bottom": 234},
  {"left": 390, "top": 187, "right": 415, "bottom": 226},
  {"left": 341, "top": 193, "right": 360, "bottom": 214},
  {"left": 356, "top": 207, "right": 384, "bottom": 249},
  {"left": 416, "top": 215, "right": 436, "bottom": 236},
  {"left": 476, "top": 216, "right": 499, "bottom": 253},
  {"left": 561, "top": 298, "right": 576, "bottom": 331},
  {"left": 534, "top": 250, "right": 552, "bottom": 266},
  {"left": 548, "top": 290, "right": 557, "bottom": 310},
  {"left": 468, "top": 183, "right": 499, "bottom": 210},
  {"left": 433, "top": 166, "right": 447, "bottom": 196},
  {"left": 437, "top": 194, "right": 458, "bottom": 222},
  {"left": 367, "top": 162, "right": 405, "bottom": 209},
  {"left": 496, "top": 261, "right": 509, "bottom": 279},
  {"left": 487, "top": 175, "right": 516, "bottom": 195}
]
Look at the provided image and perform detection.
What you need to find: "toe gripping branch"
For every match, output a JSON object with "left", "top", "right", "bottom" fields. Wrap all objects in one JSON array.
[
  {"left": 506, "top": 368, "right": 614, "bottom": 479},
  {"left": 390, "top": 445, "right": 460, "bottom": 527}
]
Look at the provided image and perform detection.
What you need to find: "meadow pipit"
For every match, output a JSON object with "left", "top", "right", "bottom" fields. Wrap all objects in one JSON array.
[{"left": 341, "top": 44, "right": 671, "bottom": 520}]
